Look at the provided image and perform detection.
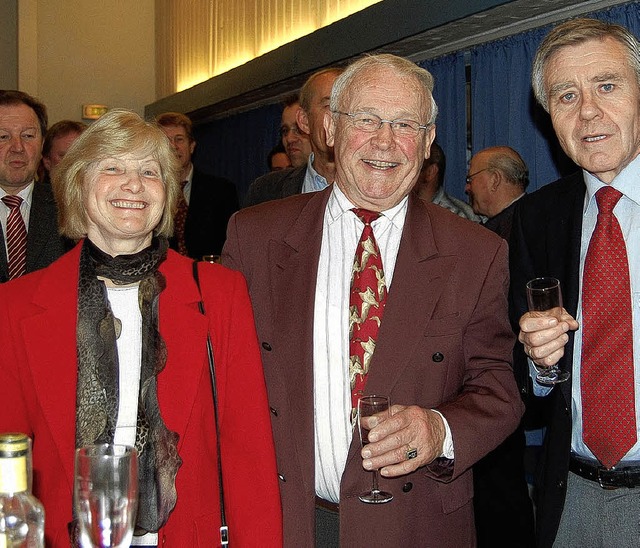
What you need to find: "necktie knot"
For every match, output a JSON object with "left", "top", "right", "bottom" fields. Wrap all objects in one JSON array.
[
  {"left": 595, "top": 186, "right": 622, "bottom": 215},
  {"left": 2, "top": 195, "right": 23, "bottom": 210},
  {"left": 353, "top": 208, "right": 381, "bottom": 226}
]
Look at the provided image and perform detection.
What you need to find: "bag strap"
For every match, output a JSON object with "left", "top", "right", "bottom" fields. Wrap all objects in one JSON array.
[{"left": 192, "top": 261, "right": 229, "bottom": 546}]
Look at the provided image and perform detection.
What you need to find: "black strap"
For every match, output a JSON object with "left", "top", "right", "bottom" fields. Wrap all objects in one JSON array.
[{"left": 192, "top": 261, "right": 229, "bottom": 546}]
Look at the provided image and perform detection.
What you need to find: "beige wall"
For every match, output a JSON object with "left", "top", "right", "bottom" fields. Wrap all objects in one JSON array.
[
  {"left": 0, "top": 1, "right": 18, "bottom": 89},
  {"left": 17, "top": 0, "right": 155, "bottom": 125}
]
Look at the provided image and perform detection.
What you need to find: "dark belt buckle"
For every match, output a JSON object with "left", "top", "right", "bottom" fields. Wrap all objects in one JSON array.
[{"left": 597, "top": 468, "right": 618, "bottom": 490}]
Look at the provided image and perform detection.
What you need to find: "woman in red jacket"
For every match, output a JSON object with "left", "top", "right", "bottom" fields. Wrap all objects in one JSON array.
[{"left": 0, "top": 109, "right": 282, "bottom": 547}]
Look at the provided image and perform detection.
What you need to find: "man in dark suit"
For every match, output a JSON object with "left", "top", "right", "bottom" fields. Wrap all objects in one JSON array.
[
  {"left": 157, "top": 112, "right": 238, "bottom": 258},
  {"left": 0, "top": 90, "right": 69, "bottom": 282},
  {"left": 512, "top": 18, "right": 640, "bottom": 547},
  {"left": 243, "top": 68, "right": 343, "bottom": 207},
  {"left": 224, "top": 54, "right": 523, "bottom": 547}
]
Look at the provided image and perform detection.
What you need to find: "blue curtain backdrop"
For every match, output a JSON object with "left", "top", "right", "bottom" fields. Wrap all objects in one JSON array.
[
  {"left": 471, "top": 2, "right": 640, "bottom": 192},
  {"left": 420, "top": 52, "right": 467, "bottom": 201},
  {"left": 192, "top": 103, "right": 282, "bottom": 202},
  {"left": 193, "top": 2, "right": 640, "bottom": 202}
]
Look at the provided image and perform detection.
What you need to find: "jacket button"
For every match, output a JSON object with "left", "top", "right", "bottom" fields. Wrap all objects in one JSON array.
[
  {"left": 278, "top": 473, "right": 286, "bottom": 482},
  {"left": 270, "top": 406, "right": 278, "bottom": 416},
  {"left": 432, "top": 352, "right": 444, "bottom": 363},
  {"left": 262, "top": 342, "right": 272, "bottom": 351},
  {"left": 402, "top": 482, "right": 413, "bottom": 492},
  {"left": 556, "top": 479, "right": 565, "bottom": 489}
]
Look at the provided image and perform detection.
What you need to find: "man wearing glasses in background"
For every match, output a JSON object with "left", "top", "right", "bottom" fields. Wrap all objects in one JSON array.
[{"left": 224, "top": 53, "right": 523, "bottom": 546}]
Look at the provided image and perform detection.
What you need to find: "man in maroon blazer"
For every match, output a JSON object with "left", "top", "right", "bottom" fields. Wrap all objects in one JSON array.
[{"left": 223, "top": 54, "right": 523, "bottom": 547}]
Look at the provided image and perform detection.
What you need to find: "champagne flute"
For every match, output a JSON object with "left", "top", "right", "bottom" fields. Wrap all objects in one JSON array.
[
  {"left": 526, "top": 277, "right": 570, "bottom": 385},
  {"left": 74, "top": 444, "right": 138, "bottom": 548},
  {"left": 357, "top": 395, "right": 393, "bottom": 504}
]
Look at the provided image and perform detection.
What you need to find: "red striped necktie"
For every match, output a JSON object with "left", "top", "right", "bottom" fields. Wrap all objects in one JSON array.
[{"left": 2, "top": 195, "right": 27, "bottom": 280}]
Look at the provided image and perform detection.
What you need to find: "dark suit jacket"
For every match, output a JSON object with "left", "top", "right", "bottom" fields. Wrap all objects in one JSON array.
[
  {"left": 243, "top": 165, "right": 306, "bottom": 207},
  {"left": 509, "top": 171, "right": 585, "bottom": 548},
  {"left": 170, "top": 168, "right": 239, "bottom": 258},
  {"left": 0, "top": 181, "right": 70, "bottom": 282},
  {"left": 223, "top": 188, "right": 524, "bottom": 547},
  {"left": 483, "top": 196, "right": 524, "bottom": 241}
]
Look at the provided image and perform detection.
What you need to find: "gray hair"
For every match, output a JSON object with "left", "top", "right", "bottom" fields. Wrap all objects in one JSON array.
[
  {"left": 486, "top": 147, "right": 529, "bottom": 189},
  {"left": 532, "top": 18, "right": 640, "bottom": 112},
  {"left": 330, "top": 54, "right": 438, "bottom": 125}
]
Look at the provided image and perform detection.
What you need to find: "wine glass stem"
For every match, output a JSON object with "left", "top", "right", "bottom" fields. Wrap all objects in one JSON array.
[{"left": 371, "top": 469, "right": 380, "bottom": 493}]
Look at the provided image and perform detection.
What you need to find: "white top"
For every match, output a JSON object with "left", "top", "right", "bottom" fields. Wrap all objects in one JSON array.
[{"left": 107, "top": 285, "right": 157, "bottom": 546}]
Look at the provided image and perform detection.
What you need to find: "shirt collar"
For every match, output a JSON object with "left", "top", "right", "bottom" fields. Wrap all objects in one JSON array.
[
  {"left": 327, "top": 182, "right": 409, "bottom": 229},
  {"left": 583, "top": 153, "right": 640, "bottom": 212},
  {"left": 0, "top": 180, "right": 35, "bottom": 208}
]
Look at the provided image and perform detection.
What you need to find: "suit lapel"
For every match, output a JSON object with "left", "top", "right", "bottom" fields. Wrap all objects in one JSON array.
[
  {"left": 26, "top": 182, "right": 58, "bottom": 272},
  {"left": 269, "top": 190, "right": 329, "bottom": 485},
  {"left": 157, "top": 255, "right": 209, "bottom": 447},
  {"left": 22, "top": 247, "right": 82, "bottom": 484}
]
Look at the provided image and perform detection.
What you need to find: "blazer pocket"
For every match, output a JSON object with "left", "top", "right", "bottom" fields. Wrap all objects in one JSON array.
[
  {"left": 424, "top": 312, "right": 461, "bottom": 336},
  {"left": 437, "top": 469, "right": 473, "bottom": 514}
]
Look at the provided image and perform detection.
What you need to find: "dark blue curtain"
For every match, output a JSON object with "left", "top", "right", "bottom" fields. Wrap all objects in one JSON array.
[
  {"left": 471, "top": 2, "right": 640, "bottom": 192},
  {"left": 192, "top": 103, "right": 282, "bottom": 202},
  {"left": 420, "top": 52, "right": 467, "bottom": 200}
]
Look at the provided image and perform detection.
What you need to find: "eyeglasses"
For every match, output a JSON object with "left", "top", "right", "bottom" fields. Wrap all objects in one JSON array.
[
  {"left": 279, "top": 125, "right": 303, "bottom": 138},
  {"left": 465, "top": 168, "right": 490, "bottom": 184},
  {"left": 332, "top": 111, "right": 429, "bottom": 137}
]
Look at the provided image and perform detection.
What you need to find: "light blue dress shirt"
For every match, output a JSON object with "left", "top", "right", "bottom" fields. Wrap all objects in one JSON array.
[
  {"left": 532, "top": 153, "right": 640, "bottom": 463},
  {"left": 301, "top": 153, "right": 330, "bottom": 193}
]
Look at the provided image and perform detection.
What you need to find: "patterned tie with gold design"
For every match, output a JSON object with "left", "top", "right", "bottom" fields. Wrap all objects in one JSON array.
[{"left": 349, "top": 208, "right": 387, "bottom": 424}]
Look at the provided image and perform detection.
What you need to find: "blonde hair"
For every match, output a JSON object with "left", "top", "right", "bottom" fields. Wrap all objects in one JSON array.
[{"left": 53, "top": 109, "right": 180, "bottom": 239}]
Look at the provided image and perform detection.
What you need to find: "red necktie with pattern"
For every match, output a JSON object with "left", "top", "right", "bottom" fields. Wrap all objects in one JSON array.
[
  {"left": 2, "top": 195, "right": 27, "bottom": 280},
  {"left": 582, "top": 186, "right": 637, "bottom": 469},
  {"left": 349, "top": 208, "right": 387, "bottom": 422},
  {"left": 174, "top": 180, "right": 189, "bottom": 256}
]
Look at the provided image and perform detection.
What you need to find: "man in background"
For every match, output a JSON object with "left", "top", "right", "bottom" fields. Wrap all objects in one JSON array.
[
  {"left": 244, "top": 68, "right": 342, "bottom": 207},
  {"left": 414, "top": 141, "right": 480, "bottom": 221},
  {"left": 513, "top": 18, "right": 640, "bottom": 547},
  {"left": 0, "top": 90, "right": 70, "bottom": 282},
  {"left": 224, "top": 54, "right": 522, "bottom": 546},
  {"left": 41, "top": 119, "right": 87, "bottom": 182},
  {"left": 157, "top": 112, "right": 238, "bottom": 258},
  {"left": 465, "top": 145, "right": 528, "bottom": 238},
  {"left": 267, "top": 142, "right": 291, "bottom": 171},
  {"left": 280, "top": 94, "right": 311, "bottom": 169}
]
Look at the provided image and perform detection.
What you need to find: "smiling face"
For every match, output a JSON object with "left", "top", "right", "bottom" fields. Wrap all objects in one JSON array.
[
  {"left": 325, "top": 66, "right": 435, "bottom": 211},
  {"left": 0, "top": 103, "right": 43, "bottom": 194},
  {"left": 84, "top": 153, "right": 166, "bottom": 256},
  {"left": 544, "top": 37, "right": 640, "bottom": 183}
]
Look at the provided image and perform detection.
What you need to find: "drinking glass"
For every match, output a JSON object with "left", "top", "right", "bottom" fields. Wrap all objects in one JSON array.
[
  {"left": 74, "top": 444, "right": 138, "bottom": 548},
  {"left": 357, "top": 395, "right": 393, "bottom": 504},
  {"left": 526, "top": 277, "right": 570, "bottom": 385}
]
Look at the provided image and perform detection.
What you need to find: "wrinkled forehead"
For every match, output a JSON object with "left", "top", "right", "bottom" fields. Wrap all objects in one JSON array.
[{"left": 339, "top": 67, "right": 429, "bottom": 117}]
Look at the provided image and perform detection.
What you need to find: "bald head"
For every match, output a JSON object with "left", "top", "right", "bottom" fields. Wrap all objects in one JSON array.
[{"left": 465, "top": 146, "right": 528, "bottom": 218}]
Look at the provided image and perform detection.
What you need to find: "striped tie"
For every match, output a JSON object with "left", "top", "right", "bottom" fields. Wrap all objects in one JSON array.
[{"left": 2, "top": 195, "right": 27, "bottom": 279}]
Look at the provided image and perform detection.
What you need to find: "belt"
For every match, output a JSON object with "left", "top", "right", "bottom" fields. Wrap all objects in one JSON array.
[
  {"left": 569, "top": 457, "right": 640, "bottom": 489},
  {"left": 315, "top": 496, "right": 339, "bottom": 513}
]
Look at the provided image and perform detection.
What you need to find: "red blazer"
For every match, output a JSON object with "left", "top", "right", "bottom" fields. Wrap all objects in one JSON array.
[
  {"left": 0, "top": 243, "right": 283, "bottom": 547},
  {"left": 224, "top": 188, "right": 524, "bottom": 547}
]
